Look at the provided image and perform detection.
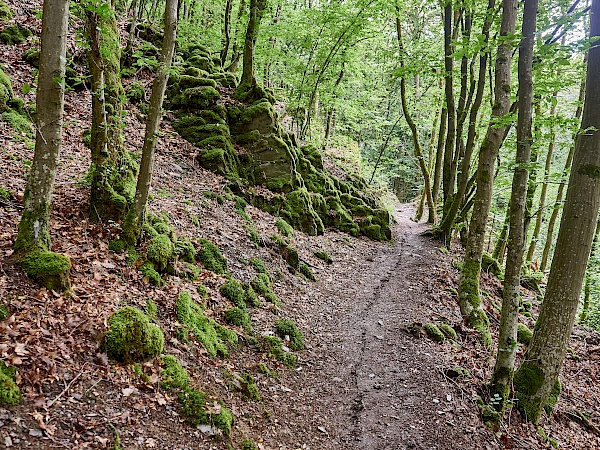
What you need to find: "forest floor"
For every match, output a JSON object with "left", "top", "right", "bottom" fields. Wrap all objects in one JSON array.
[{"left": 2, "top": 1, "right": 600, "bottom": 448}]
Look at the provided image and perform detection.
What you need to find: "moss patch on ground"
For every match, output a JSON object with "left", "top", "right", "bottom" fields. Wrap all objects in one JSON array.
[
  {"left": 263, "top": 335, "right": 298, "bottom": 367},
  {"left": 176, "top": 291, "right": 237, "bottom": 357},
  {"left": 197, "top": 238, "right": 228, "bottom": 274},
  {"left": 0, "top": 24, "right": 32, "bottom": 45},
  {"left": 104, "top": 307, "right": 164, "bottom": 364},
  {"left": 178, "top": 389, "right": 234, "bottom": 435},
  {"left": 423, "top": 323, "right": 445, "bottom": 343},
  {"left": 0, "top": 360, "right": 20, "bottom": 405},
  {"left": 160, "top": 355, "right": 190, "bottom": 391},
  {"left": 274, "top": 319, "right": 304, "bottom": 351},
  {"left": 251, "top": 273, "right": 279, "bottom": 305},
  {"left": 220, "top": 277, "right": 246, "bottom": 308}
]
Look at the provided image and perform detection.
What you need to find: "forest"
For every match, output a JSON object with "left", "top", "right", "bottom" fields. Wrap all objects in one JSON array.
[{"left": 1, "top": 0, "right": 600, "bottom": 447}]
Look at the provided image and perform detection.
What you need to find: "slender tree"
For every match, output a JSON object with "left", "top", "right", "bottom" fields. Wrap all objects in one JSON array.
[
  {"left": 489, "top": 0, "right": 538, "bottom": 414},
  {"left": 236, "top": 0, "right": 268, "bottom": 100},
  {"left": 124, "top": 0, "right": 179, "bottom": 244},
  {"left": 14, "top": 0, "right": 71, "bottom": 291},
  {"left": 513, "top": 0, "right": 600, "bottom": 421},
  {"left": 457, "top": 0, "right": 518, "bottom": 347}
]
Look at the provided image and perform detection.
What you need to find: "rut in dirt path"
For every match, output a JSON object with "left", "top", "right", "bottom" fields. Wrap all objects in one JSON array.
[{"left": 268, "top": 204, "right": 495, "bottom": 450}]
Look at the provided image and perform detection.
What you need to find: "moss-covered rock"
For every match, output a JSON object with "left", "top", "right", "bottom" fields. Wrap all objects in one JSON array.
[
  {"left": 243, "top": 283, "right": 260, "bottom": 308},
  {"left": 299, "top": 262, "right": 316, "bottom": 281},
  {"left": 220, "top": 277, "right": 246, "bottom": 308},
  {"left": 251, "top": 273, "right": 279, "bottom": 305},
  {"left": 180, "top": 86, "right": 220, "bottom": 110},
  {"left": 275, "top": 217, "right": 294, "bottom": 238},
  {"left": 176, "top": 291, "right": 237, "bottom": 357},
  {"left": 21, "top": 250, "right": 71, "bottom": 292},
  {"left": 438, "top": 323, "right": 458, "bottom": 340},
  {"left": 0, "top": 360, "right": 20, "bottom": 405},
  {"left": 0, "top": 24, "right": 32, "bottom": 45},
  {"left": 178, "top": 75, "right": 217, "bottom": 90},
  {"left": 423, "top": 323, "right": 445, "bottom": 343},
  {"left": 0, "top": 1, "right": 13, "bottom": 21},
  {"left": 274, "top": 319, "right": 304, "bottom": 351},
  {"left": 249, "top": 257, "right": 267, "bottom": 274},
  {"left": 105, "top": 307, "right": 164, "bottom": 364},
  {"left": 314, "top": 251, "right": 333, "bottom": 264},
  {"left": 209, "top": 71, "right": 237, "bottom": 88},
  {"left": 139, "top": 261, "right": 165, "bottom": 286},
  {"left": 147, "top": 234, "right": 174, "bottom": 271},
  {"left": 177, "top": 388, "right": 234, "bottom": 435},
  {"left": 197, "top": 238, "right": 228, "bottom": 274},
  {"left": 160, "top": 354, "right": 190, "bottom": 391},
  {"left": 262, "top": 335, "right": 298, "bottom": 367},
  {"left": 225, "top": 307, "right": 251, "bottom": 331},
  {"left": 3, "top": 109, "right": 34, "bottom": 139},
  {"left": 517, "top": 323, "right": 533, "bottom": 345}
]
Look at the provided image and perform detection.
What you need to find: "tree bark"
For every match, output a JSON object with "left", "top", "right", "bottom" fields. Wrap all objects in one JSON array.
[
  {"left": 457, "top": 0, "right": 517, "bottom": 347},
  {"left": 442, "top": 0, "right": 457, "bottom": 204},
  {"left": 489, "top": 0, "right": 538, "bottom": 414},
  {"left": 514, "top": 0, "right": 600, "bottom": 422},
  {"left": 238, "top": 0, "right": 267, "bottom": 92},
  {"left": 14, "top": 0, "right": 71, "bottom": 291},
  {"left": 220, "top": 0, "right": 234, "bottom": 67},
  {"left": 124, "top": 0, "right": 178, "bottom": 244}
]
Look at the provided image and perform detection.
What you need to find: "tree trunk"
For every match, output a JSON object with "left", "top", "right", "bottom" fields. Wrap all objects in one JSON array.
[
  {"left": 396, "top": 13, "right": 435, "bottom": 224},
  {"left": 432, "top": 104, "right": 447, "bottom": 205},
  {"left": 436, "top": 0, "right": 495, "bottom": 242},
  {"left": 580, "top": 217, "right": 600, "bottom": 322},
  {"left": 237, "top": 0, "right": 267, "bottom": 97},
  {"left": 220, "top": 0, "right": 233, "bottom": 66},
  {"left": 124, "top": 0, "right": 178, "bottom": 244},
  {"left": 442, "top": 0, "right": 457, "bottom": 204},
  {"left": 457, "top": 0, "right": 517, "bottom": 348},
  {"left": 14, "top": 0, "right": 71, "bottom": 291},
  {"left": 540, "top": 76, "right": 586, "bottom": 272},
  {"left": 514, "top": 0, "right": 600, "bottom": 421},
  {"left": 87, "top": 3, "right": 137, "bottom": 222},
  {"left": 489, "top": 0, "right": 538, "bottom": 414}
]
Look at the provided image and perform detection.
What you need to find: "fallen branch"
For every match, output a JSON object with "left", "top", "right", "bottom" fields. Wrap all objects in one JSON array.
[{"left": 562, "top": 409, "right": 600, "bottom": 436}]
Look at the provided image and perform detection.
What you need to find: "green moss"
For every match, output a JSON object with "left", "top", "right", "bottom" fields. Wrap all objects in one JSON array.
[
  {"left": 0, "top": 1, "right": 13, "bottom": 21},
  {"left": 160, "top": 354, "right": 190, "bottom": 391},
  {"left": 438, "top": 323, "right": 457, "bottom": 340},
  {"left": 0, "top": 24, "right": 32, "bottom": 45},
  {"left": 423, "top": 323, "right": 445, "bottom": 343},
  {"left": 197, "top": 238, "right": 228, "bottom": 274},
  {"left": 220, "top": 277, "right": 246, "bottom": 308},
  {"left": 517, "top": 323, "right": 533, "bottom": 345},
  {"left": 275, "top": 319, "right": 304, "bottom": 351},
  {"left": 147, "top": 234, "right": 174, "bottom": 271},
  {"left": 242, "top": 439, "right": 258, "bottom": 450},
  {"left": 239, "top": 372, "right": 260, "bottom": 401},
  {"left": 21, "top": 250, "right": 71, "bottom": 292},
  {"left": 262, "top": 335, "right": 298, "bottom": 367},
  {"left": 3, "top": 110, "right": 34, "bottom": 139},
  {"left": 176, "top": 290, "right": 237, "bottom": 357},
  {"left": 139, "top": 261, "right": 165, "bottom": 286},
  {"left": 109, "top": 239, "right": 127, "bottom": 253},
  {"left": 197, "top": 284, "right": 209, "bottom": 298},
  {"left": 545, "top": 378, "right": 562, "bottom": 415},
  {"left": 514, "top": 362, "right": 546, "bottom": 422},
  {"left": 257, "top": 363, "right": 279, "bottom": 378},
  {"left": 314, "top": 251, "right": 333, "bottom": 264},
  {"left": 459, "top": 259, "right": 491, "bottom": 348},
  {"left": 275, "top": 217, "right": 294, "bottom": 238},
  {"left": 104, "top": 307, "right": 164, "bottom": 364},
  {"left": 225, "top": 307, "right": 251, "bottom": 331},
  {"left": 22, "top": 47, "right": 39, "bottom": 67},
  {"left": 0, "top": 187, "right": 10, "bottom": 202},
  {"left": 177, "top": 388, "right": 234, "bottom": 435},
  {"left": 181, "top": 86, "right": 220, "bottom": 109},
  {"left": 145, "top": 299, "right": 157, "bottom": 318},
  {"left": 270, "top": 235, "right": 299, "bottom": 271},
  {"left": 174, "top": 237, "right": 195, "bottom": 263},
  {"left": 250, "top": 257, "right": 267, "bottom": 274},
  {"left": 281, "top": 189, "right": 324, "bottom": 237},
  {"left": 0, "top": 360, "right": 20, "bottom": 405},
  {"left": 299, "top": 262, "right": 316, "bottom": 281},
  {"left": 242, "top": 283, "right": 260, "bottom": 308},
  {"left": 481, "top": 253, "right": 502, "bottom": 277},
  {"left": 252, "top": 273, "right": 279, "bottom": 305},
  {"left": 0, "top": 305, "right": 8, "bottom": 321}
]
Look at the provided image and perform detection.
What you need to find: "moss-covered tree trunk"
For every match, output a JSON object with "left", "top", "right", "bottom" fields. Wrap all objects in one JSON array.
[
  {"left": 14, "top": 0, "right": 71, "bottom": 292},
  {"left": 125, "top": 0, "right": 179, "bottom": 244},
  {"left": 489, "top": 0, "right": 538, "bottom": 414},
  {"left": 87, "top": 4, "right": 137, "bottom": 222},
  {"left": 457, "top": 0, "right": 517, "bottom": 347},
  {"left": 514, "top": 1, "right": 600, "bottom": 420},
  {"left": 237, "top": 0, "right": 267, "bottom": 97}
]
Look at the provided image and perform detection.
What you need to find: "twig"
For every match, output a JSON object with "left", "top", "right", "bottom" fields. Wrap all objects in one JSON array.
[
  {"left": 563, "top": 409, "right": 600, "bottom": 436},
  {"left": 46, "top": 369, "right": 86, "bottom": 408}
]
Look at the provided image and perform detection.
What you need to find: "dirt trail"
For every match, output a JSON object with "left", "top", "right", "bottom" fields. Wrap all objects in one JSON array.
[{"left": 266, "top": 204, "right": 495, "bottom": 449}]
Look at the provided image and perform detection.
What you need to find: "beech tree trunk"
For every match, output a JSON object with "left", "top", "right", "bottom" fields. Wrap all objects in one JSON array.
[
  {"left": 87, "top": 3, "right": 137, "bottom": 222},
  {"left": 220, "top": 0, "right": 233, "bottom": 66},
  {"left": 489, "top": 0, "right": 538, "bottom": 413},
  {"left": 514, "top": 0, "right": 600, "bottom": 421},
  {"left": 457, "top": 0, "right": 517, "bottom": 347},
  {"left": 14, "top": 0, "right": 71, "bottom": 291},
  {"left": 124, "top": 0, "right": 178, "bottom": 244},
  {"left": 442, "top": 0, "right": 456, "bottom": 204},
  {"left": 239, "top": 0, "right": 267, "bottom": 90}
]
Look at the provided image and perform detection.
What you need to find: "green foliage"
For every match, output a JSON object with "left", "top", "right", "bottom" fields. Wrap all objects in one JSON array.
[
  {"left": 126, "top": 81, "right": 145, "bottom": 103},
  {"left": 257, "top": 363, "right": 279, "bottom": 378},
  {"left": 109, "top": 239, "right": 127, "bottom": 253},
  {"left": 0, "top": 305, "right": 8, "bottom": 321},
  {"left": 0, "top": 1, "right": 14, "bottom": 21},
  {"left": 145, "top": 299, "right": 157, "bottom": 318},
  {"left": 176, "top": 291, "right": 237, "bottom": 357},
  {"left": 160, "top": 355, "right": 189, "bottom": 391},
  {"left": 242, "top": 439, "right": 258, "bottom": 450},
  {"left": 274, "top": 319, "right": 304, "bottom": 351},
  {"left": 139, "top": 261, "right": 165, "bottom": 286},
  {"left": 0, "top": 187, "right": 11, "bottom": 202},
  {"left": 104, "top": 307, "right": 164, "bottom": 364},
  {"left": 0, "top": 360, "right": 20, "bottom": 405},
  {"left": 197, "top": 284, "right": 209, "bottom": 298},
  {"left": 197, "top": 238, "right": 228, "bottom": 274}
]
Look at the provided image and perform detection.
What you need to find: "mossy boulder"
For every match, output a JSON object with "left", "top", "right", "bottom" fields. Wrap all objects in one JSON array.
[
  {"left": 262, "top": 335, "right": 298, "bottom": 367},
  {"left": 299, "top": 262, "right": 316, "bottom": 281},
  {"left": 105, "top": 307, "right": 164, "bottom": 364},
  {"left": 251, "top": 273, "right": 279, "bottom": 305},
  {"left": 197, "top": 238, "right": 228, "bottom": 274},
  {"left": 21, "top": 250, "right": 71, "bottom": 292},
  {"left": 181, "top": 86, "right": 220, "bottom": 110},
  {"left": 22, "top": 47, "right": 39, "bottom": 67},
  {"left": 178, "top": 388, "right": 234, "bottom": 435},
  {"left": 139, "top": 261, "right": 165, "bottom": 286},
  {"left": 178, "top": 75, "right": 217, "bottom": 90},
  {"left": 274, "top": 319, "right": 304, "bottom": 351},
  {"left": 187, "top": 55, "right": 215, "bottom": 73},
  {"left": 147, "top": 234, "right": 174, "bottom": 271},
  {"left": 0, "top": 361, "right": 20, "bottom": 405},
  {"left": 314, "top": 251, "right": 333, "bottom": 264},
  {"left": 220, "top": 277, "right": 246, "bottom": 308},
  {"left": 0, "top": 24, "right": 32, "bottom": 45},
  {"left": 209, "top": 71, "right": 237, "bottom": 88},
  {"left": 423, "top": 323, "right": 445, "bottom": 343},
  {"left": 0, "top": 1, "right": 13, "bottom": 21}
]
